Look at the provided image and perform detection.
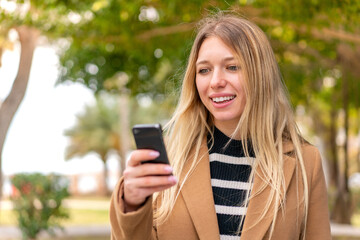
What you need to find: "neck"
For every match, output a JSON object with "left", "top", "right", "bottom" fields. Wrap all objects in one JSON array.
[{"left": 214, "top": 122, "right": 241, "bottom": 140}]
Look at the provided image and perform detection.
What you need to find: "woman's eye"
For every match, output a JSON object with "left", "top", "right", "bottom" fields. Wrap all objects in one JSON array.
[
  {"left": 198, "top": 68, "right": 209, "bottom": 74},
  {"left": 227, "top": 65, "right": 239, "bottom": 71}
]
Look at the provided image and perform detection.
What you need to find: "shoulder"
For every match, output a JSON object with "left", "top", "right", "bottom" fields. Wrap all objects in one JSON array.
[
  {"left": 300, "top": 144, "right": 321, "bottom": 167},
  {"left": 283, "top": 141, "right": 324, "bottom": 180},
  {"left": 298, "top": 144, "right": 325, "bottom": 185},
  {"left": 283, "top": 141, "right": 320, "bottom": 165},
  {"left": 301, "top": 144, "right": 320, "bottom": 160}
]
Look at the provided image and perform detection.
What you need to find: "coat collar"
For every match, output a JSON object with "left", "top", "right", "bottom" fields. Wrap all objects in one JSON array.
[
  {"left": 180, "top": 142, "right": 220, "bottom": 240},
  {"left": 241, "top": 153, "right": 296, "bottom": 239},
  {"left": 179, "top": 139, "right": 296, "bottom": 240}
]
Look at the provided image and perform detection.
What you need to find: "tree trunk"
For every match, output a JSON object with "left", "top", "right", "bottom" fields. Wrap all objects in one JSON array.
[
  {"left": 310, "top": 103, "right": 338, "bottom": 187},
  {"left": 356, "top": 106, "right": 360, "bottom": 172},
  {"left": 331, "top": 73, "right": 352, "bottom": 224},
  {"left": 357, "top": 112, "right": 360, "bottom": 171},
  {"left": 0, "top": 26, "right": 39, "bottom": 199},
  {"left": 103, "top": 158, "right": 109, "bottom": 196},
  {"left": 329, "top": 103, "right": 339, "bottom": 187},
  {"left": 101, "top": 156, "right": 109, "bottom": 196},
  {"left": 330, "top": 43, "right": 360, "bottom": 223},
  {"left": 343, "top": 76, "right": 350, "bottom": 195},
  {"left": 331, "top": 190, "right": 352, "bottom": 223},
  {"left": 119, "top": 93, "right": 130, "bottom": 177}
]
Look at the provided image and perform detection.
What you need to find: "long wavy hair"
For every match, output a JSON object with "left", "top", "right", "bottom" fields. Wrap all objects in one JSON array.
[{"left": 154, "top": 13, "right": 309, "bottom": 238}]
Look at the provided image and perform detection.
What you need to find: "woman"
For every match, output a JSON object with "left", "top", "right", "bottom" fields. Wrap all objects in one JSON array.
[{"left": 110, "top": 13, "right": 331, "bottom": 239}]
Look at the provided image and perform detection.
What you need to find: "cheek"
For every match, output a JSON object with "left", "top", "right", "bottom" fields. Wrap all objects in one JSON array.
[
  {"left": 234, "top": 76, "right": 246, "bottom": 99},
  {"left": 238, "top": 88, "right": 247, "bottom": 110},
  {"left": 195, "top": 78, "right": 206, "bottom": 99}
]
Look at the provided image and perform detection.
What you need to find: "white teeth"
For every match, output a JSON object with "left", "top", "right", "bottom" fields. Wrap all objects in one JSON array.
[{"left": 212, "top": 96, "right": 235, "bottom": 103}]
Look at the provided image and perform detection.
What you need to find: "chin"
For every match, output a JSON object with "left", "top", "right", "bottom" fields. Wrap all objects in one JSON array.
[{"left": 213, "top": 116, "right": 240, "bottom": 123}]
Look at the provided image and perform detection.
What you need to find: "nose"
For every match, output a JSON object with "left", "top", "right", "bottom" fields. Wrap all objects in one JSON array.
[{"left": 210, "top": 68, "right": 226, "bottom": 89}]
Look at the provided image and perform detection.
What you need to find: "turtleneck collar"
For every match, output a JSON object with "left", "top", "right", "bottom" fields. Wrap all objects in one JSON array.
[{"left": 207, "top": 126, "right": 255, "bottom": 157}]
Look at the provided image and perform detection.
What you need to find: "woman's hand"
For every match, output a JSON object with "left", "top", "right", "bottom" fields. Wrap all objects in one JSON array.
[{"left": 122, "top": 149, "right": 177, "bottom": 212}]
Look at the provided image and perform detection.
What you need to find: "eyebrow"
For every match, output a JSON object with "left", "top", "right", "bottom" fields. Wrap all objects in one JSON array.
[{"left": 196, "top": 56, "right": 236, "bottom": 65}]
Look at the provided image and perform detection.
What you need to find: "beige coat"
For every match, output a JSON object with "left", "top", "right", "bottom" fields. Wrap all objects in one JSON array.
[{"left": 110, "top": 141, "right": 331, "bottom": 240}]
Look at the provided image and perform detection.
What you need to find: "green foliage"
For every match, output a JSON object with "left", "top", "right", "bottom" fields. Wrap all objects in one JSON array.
[
  {"left": 130, "top": 94, "right": 176, "bottom": 128},
  {"left": 64, "top": 93, "right": 121, "bottom": 161},
  {"left": 10, "top": 173, "right": 69, "bottom": 240},
  {"left": 56, "top": 0, "right": 238, "bottom": 95},
  {"left": 1, "top": 0, "right": 359, "bottom": 107},
  {"left": 250, "top": 0, "right": 360, "bottom": 111}
]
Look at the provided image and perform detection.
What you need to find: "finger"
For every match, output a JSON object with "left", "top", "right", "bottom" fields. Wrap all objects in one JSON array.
[
  {"left": 127, "top": 175, "right": 177, "bottom": 189},
  {"left": 124, "top": 181, "right": 177, "bottom": 207},
  {"left": 124, "top": 164, "right": 173, "bottom": 179},
  {"left": 127, "top": 150, "right": 160, "bottom": 167},
  {"left": 140, "top": 183, "right": 177, "bottom": 195}
]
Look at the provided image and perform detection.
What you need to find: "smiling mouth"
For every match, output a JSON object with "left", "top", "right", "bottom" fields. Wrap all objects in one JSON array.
[{"left": 211, "top": 95, "right": 236, "bottom": 103}]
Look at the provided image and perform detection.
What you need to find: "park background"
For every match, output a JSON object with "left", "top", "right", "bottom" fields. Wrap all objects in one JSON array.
[{"left": 0, "top": 0, "right": 359, "bottom": 239}]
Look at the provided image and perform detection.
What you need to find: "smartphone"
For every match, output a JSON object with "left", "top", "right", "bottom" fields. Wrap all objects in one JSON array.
[{"left": 132, "top": 124, "right": 170, "bottom": 165}]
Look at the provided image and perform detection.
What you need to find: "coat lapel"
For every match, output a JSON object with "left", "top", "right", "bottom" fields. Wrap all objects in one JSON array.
[
  {"left": 179, "top": 139, "right": 297, "bottom": 240},
  {"left": 180, "top": 142, "right": 220, "bottom": 240},
  {"left": 241, "top": 151, "right": 296, "bottom": 239}
]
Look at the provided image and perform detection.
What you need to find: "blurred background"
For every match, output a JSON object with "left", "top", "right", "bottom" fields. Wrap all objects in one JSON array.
[{"left": 0, "top": 0, "right": 359, "bottom": 239}]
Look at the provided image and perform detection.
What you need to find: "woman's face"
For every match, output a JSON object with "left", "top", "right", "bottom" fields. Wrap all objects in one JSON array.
[{"left": 195, "top": 36, "right": 246, "bottom": 136}]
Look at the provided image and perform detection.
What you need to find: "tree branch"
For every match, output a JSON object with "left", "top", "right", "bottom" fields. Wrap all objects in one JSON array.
[
  {"left": 0, "top": 25, "right": 39, "bottom": 197},
  {"left": 136, "top": 22, "right": 196, "bottom": 40},
  {"left": 136, "top": 6, "right": 360, "bottom": 44}
]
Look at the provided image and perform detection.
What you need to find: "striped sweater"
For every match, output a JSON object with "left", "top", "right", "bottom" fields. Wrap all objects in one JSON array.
[{"left": 207, "top": 127, "right": 255, "bottom": 240}]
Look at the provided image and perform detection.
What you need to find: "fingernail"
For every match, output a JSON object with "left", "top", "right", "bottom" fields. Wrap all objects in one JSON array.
[
  {"left": 164, "top": 166, "right": 173, "bottom": 172},
  {"left": 168, "top": 176, "right": 177, "bottom": 183},
  {"left": 149, "top": 151, "right": 160, "bottom": 157}
]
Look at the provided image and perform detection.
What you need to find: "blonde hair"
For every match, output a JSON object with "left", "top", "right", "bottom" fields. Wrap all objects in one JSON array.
[{"left": 155, "top": 13, "right": 308, "bottom": 238}]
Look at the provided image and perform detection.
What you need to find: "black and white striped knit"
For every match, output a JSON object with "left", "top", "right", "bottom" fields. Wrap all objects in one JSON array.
[{"left": 207, "top": 127, "right": 255, "bottom": 240}]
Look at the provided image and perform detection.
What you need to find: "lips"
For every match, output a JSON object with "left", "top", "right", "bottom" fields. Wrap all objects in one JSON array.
[{"left": 211, "top": 95, "right": 236, "bottom": 103}]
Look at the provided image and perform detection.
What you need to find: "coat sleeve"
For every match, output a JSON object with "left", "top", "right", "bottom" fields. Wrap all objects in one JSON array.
[
  {"left": 109, "top": 177, "right": 158, "bottom": 240},
  {"left": 304, "top": 148, "right": 331, "bottom": 239}
]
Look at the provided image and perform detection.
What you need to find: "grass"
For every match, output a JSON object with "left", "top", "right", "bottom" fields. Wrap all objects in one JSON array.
[
  {"left": 0, "top": 209, "right": 16, "bottom": 225},
  {"left": 0, "top": 208, "right": 110, "bottom": 226},
  {"left": 65, "top": 195, "right": 111, "bottom": 201},
  {"left": 63, "top": 209, "right": 110, "bottom": 226},
  {"left": 0, "top": 196, "right": 111, "bottom": 226},
  {"left": 0, "top": 197, "right": 111, "bottom": 239},
  {"left": 4, "top": 236, "right": 110, "bottom": 240},
  {"left": 353, "top": 214, "right": 360, "bottom": 227}
]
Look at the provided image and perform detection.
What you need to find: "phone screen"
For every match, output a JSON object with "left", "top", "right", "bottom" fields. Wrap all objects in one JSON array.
[{"left": 132, "top": 124, "right": 170, "bottom": 164}]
